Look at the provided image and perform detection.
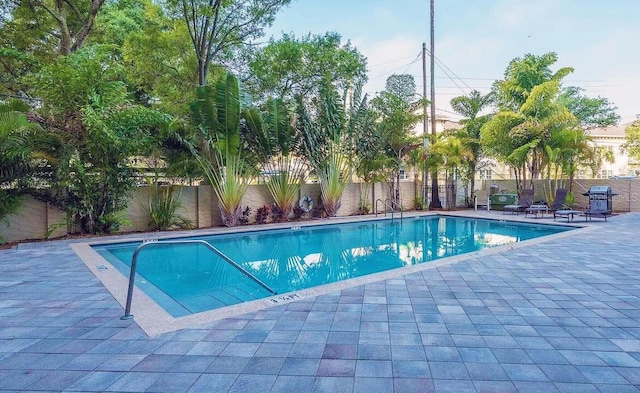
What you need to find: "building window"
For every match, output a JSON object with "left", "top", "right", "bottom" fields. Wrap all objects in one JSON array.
[
  {"left": 599, "top": 169, "right": 613, "bottom": 179},
  {"left": 479, "top": 169, "right": 491, "bottom": 180},
  {"left": 399, "top": 168, "right": 407, "bottom": 180}
]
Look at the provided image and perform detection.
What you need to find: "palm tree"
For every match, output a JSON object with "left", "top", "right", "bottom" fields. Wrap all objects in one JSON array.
[
  {"left": 0, "top": 101, "right": 57, "bottom": 230},
  {"left": 430, "top": 135, "right": 473, "bottom": 210},
  {"left": 482, "top": 53, "right": 576, "bottom": 194},
  {"left": 587, "top": 145, "right": 615, "bottom": 179},
  {"left": 450, "top": 90, "right": 494, "bottom": 205}
]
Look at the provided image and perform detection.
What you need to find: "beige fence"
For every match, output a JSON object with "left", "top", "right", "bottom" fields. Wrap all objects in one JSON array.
[
  {"left": 0, "top": 181, "right": 419, "bottom": 243},
  {"left": 480, "top": 178, "right": 640, "bottom": 212}
]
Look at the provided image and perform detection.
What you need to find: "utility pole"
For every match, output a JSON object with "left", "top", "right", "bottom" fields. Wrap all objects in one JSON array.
[
  {"left": 422, "top": 42, "right": 429, "bottom": 208},
  {"left": 428, "top": 0, "right": 442, "bottom": 209}
]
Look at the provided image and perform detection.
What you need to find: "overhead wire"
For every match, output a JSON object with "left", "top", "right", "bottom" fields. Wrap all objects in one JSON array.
[
  {"left": 369, "top": 51, "right": 422, "bottom": 80},
  {"left": 369, "top": 54, "right": 424, "bottom": 67}
]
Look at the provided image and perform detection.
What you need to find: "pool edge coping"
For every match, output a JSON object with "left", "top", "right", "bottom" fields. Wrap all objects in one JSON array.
[{"left": 71, "top": 211, "right": 597, "bottom": 336}]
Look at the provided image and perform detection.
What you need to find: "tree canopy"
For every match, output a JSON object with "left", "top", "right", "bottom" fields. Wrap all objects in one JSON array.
[
  {"left": 623, "top": 119, "right": 640, "bottom": 163},
  {"left": 246, "top": 32, "right": 367, "bottom": 101},
  {"left": 481, "top": 52, "right": 620, "bottom": 193},
  {"left": 164, "top": 0, "right": 291, "bottom": 86}
]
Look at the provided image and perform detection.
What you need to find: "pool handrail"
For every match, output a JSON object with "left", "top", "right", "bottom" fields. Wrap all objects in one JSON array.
[
  {"left": 121, "top": 239, "right": 277, "bottom": 320},
  {"left": 375, "top": 198, "right": 403, "bottom": 220}
]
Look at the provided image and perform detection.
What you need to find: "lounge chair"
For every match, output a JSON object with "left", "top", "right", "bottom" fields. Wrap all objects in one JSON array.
[
  {"left": 527, "top": 188, "right": 567, "bottom": 218},
  {"left": 550, "top": 188, "right": 568, "bottom": 211},
  {"left": 503, "top": 189, "right": 534, "bottom": 215}
]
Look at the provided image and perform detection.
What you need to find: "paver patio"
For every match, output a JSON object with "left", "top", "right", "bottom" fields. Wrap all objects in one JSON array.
[{"left": 0, "top": 212, "right": 639, "bottom": 392}]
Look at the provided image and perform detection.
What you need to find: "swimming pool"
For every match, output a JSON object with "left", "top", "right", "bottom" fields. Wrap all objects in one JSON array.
[{"left": 93, "top": 216, "right": 573, "bottom": 317}]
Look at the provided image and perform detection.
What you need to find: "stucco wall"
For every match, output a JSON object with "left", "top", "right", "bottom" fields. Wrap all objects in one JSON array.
[
  {"left": 5, "top": 178, "right": 637, "bottom": 243},
  {"left": 0, "top": 196, "right": 67, "bottom": 243},
  {"left": 1, "top": 182, "right": 392, "bottom": 243}
]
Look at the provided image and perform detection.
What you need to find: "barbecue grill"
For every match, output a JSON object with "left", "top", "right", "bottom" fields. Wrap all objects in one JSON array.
[{"left": 582, "top": 185, "right": 617, "bottom": 221}]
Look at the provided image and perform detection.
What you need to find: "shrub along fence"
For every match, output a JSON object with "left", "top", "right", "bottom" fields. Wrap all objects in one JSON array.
[
  {"left": 5, "top": 178, "right": 637, "bottom": 243},
  {"left": 0, "top": 181, "right": 417, "bottom": 243}
]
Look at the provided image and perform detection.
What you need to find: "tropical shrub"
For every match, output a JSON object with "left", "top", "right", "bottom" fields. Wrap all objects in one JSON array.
[
  {"left": 0, "top": 100, "right": 58, "bottom": 240},
  {"left": 247, "top": 98, "right": 306, "bottom": 220},
  {"left": 190, "top": 72, "right": 254, "bottom": 227},
  {"left": 255, "top": 205, "right": 270, "bottom": 224},
  {"left": 292, "top": 205, "right": 306, "bottom": 220},
  {"left": 146, "top": 183, "right": 192, "bottom": 231},
  {"left": 27, "top": 46, "right": 169, "bottom": 234},
  {"left": 238, "top": 206, "right": 251, "bottom": 225},
  {"left": 296, "top": 86, "right": 356, "bottom": 217}
]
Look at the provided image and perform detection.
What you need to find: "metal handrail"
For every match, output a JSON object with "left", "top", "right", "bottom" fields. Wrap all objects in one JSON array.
[
  {"left": 375, "top": 198, "right": 404, "bottom": 220},
  {"left": 121, "top": 239, "right": 276, "bottom": 320}
]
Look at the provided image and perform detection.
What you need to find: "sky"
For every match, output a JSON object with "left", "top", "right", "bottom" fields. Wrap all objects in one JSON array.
[{"left": 265, "top": 0, "right": 640, "bottom": 124}]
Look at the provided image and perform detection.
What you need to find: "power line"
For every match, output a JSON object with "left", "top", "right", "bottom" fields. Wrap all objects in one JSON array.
[
  {"left": 369, "top": 54, "right": 424, "bottom": 67},
  {"left": 422, "top": 49, "right": 479, "bottom": 99},
  {"left": 370, "top": 52, "right": 422, "bottom": 80}
]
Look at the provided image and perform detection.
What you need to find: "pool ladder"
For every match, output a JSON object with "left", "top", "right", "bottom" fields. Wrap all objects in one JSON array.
[
  {"left": 375, "top": 198, "right": 403, "bottom": 220},
  {"left": 120, "top": 239, "right": 276, "bottom": 320}
]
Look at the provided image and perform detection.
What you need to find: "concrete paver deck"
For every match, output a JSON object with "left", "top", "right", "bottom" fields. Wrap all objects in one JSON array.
[{"left": 0, "top": 212, "right": 639, "bottom": 392}]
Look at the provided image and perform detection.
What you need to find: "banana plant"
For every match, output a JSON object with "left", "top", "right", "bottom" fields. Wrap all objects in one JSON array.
[{"left": 190, "top": 71, "right": 249, "bottom": 227}]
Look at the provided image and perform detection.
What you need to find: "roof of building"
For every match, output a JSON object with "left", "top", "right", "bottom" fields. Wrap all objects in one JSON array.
[{"left": 588, "top": 121, "right": 633, "bottom": 138}]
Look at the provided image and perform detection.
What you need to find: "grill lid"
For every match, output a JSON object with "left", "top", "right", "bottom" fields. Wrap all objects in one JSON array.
[{"left": 582, "top": 185, "right": 617, "bottom": 196}]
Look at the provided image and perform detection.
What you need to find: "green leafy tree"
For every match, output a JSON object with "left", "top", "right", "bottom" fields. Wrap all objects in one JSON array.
[
  {"left": 385, "top": 74, "right": 416, "bottom": 103},
  {"left": 352, "top": 89, "right": 387, "bottom": 213},
  {"left": 371, "top": 75, "right": 422, "bottom": 205},
  {"left": 28, "top": 45, "right": 168, "bottom": 233},
  {"left": 558, "top": 86, "right": 620, "bottom": 131},
  {"left": 484, "top": 52, "right": 620, "bottom": 196},
  {"left": 164, "top": 0, "right": 291, "bottom": 86},
  {"left": 91, "top": 0, "right": 148, "bottom": 47},
  {"left": 429, "top": 135, "right": 473, "bottom": 209},
  {"left": 122, "top": 2, "right": 200, "bottom": 113},
  {"left": 247, "top": 32, "right": 367, "bottom": 101},
  {"left": 623, "top": 118, "right": 640, "bottom": 162},
  {"left": 0, "top": 1, "right": 57, "bottom": 95},
  {"left": 8, "top": 0, "right": 108, "bottom": 55},
  {"left": 482, "top": 53, "right": 576, "bottom": 193}
]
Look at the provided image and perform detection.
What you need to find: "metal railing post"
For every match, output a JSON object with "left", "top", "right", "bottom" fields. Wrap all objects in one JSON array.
[{"left": 120, "top": 239, "right": 276, "bottom": 320}]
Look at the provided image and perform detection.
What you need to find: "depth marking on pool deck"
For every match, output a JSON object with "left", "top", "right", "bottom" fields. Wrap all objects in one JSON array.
[
  {"left": 269, "top": 293, "right": 303, "bottom": 304},
  {"left": 71, "top": 212, "right": 594, "bottom": 336}
]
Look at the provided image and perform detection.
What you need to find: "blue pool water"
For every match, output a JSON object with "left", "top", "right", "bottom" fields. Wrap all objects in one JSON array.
[{"left": 94, "top": 216, "right": 572, "bottom": 317}]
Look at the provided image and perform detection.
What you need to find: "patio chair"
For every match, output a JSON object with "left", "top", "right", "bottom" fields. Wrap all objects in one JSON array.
[
  {"left": 550, "top": 188, "right": 568, "bottom": 211},
  {"left": 527, "top": 188, "right": 567, "bottom": 218},
  {"left": 503, "top": 189, "right": 534, "bottom": 215}
]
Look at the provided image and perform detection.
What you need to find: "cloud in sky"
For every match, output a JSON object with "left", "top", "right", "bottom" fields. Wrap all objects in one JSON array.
[{"left": 266, "top": 0, "right": 639, "bottom": 122}]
